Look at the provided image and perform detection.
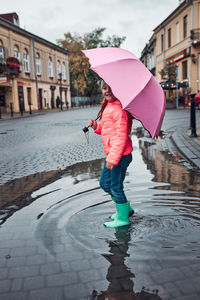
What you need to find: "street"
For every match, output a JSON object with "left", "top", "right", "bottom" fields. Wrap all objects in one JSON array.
[
  {"left": 0, "top": 107, "right": 105, "bottom": 185},
  {"left": 0, "top": 107, "right": 199, "bottom": 184},
  {"left": 0, "top": 107, "right": 200, "bottom": 299}
]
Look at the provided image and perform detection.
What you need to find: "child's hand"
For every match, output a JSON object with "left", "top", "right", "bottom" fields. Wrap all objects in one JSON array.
[
  {"left": 89, "top": 119, "right": 97, "bottom": 130},
  {"left": 106, "top": 162, "right": 114, "bottom": 170}
]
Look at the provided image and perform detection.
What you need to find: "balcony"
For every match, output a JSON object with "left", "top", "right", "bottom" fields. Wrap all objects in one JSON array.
[
  {"left": 190, "top": 29, "right": 200, "bottom": 47},
  {"left": 0, "top": 58, "right": 20, "bottom": 76}
]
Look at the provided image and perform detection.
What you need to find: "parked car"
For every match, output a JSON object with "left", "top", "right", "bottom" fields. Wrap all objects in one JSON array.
[{"left": 195, "top": 92, "right": 200, "bottom": 109}]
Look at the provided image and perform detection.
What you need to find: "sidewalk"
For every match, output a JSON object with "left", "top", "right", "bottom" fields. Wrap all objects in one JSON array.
[
  {"left": 171, "top": 123, "right": 200, "bottom": 169},
  {"left": 0, "top": 105, "right": 95, "bottom": 121},
  {"left": 0, "top": 109, "right": 65, "bottom": 120}
]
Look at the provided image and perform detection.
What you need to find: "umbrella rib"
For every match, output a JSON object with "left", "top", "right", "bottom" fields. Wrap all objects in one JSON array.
[
  {"left": 128, "top": 75, "right": 152, "bottom": 103},
  {"left": 90, "top": 57, "right": 138, "bottom": 69}
]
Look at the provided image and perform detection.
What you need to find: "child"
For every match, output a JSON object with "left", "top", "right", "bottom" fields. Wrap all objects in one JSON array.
[{"left": 89, "top": 81, "right": 134, "bottom": 228}]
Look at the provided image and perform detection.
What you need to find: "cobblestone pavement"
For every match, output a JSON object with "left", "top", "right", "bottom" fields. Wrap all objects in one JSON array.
[
  {"left": 0, "top": 133, "right": 199, "bottom": 300},
  {"left": 0, "top": 107, "right": 105, "bottom": 185},
  {"left": 0, "top": 107, "right": 199, "bottom": 186},
  {"left": 0, "top": 107, "right": 200, "bottom": 299},
  {"left": 154, "top": 108, "right": 200, "bottom": 169}
]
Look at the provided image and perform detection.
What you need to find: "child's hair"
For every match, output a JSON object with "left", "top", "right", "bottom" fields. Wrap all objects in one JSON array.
[
  {"left": 97, "top": 98, "right": 108, "bottom": 120},
  {"left": 97, "top": 98, "right": 133, "bottom": 121}
]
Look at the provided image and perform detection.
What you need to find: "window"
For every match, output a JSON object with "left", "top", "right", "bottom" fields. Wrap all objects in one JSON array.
[
  {"left": 23, "top": 49, "right": 30, "bottom": 73},
  {"left": 0, "top": 40, "right": 4, "bottom": 59},
  {"left": 182, "top": 60, "right": 187, "bottom": 79},
  {"left": 13, "top": 16, "right": 19, "bottom": 26},
  {"left": 0, "top": 46, "right": 4, "bottom": 59},
  {"left": 168, "top": 28, "right": 171, "bottom": 48},
  {"left": 161, "top": 34, "right": 164, "bottom": 52},
  {"left": 62, "top": 63, "right": 66, "bottom": 80},
  {"left": 36, "top": 53, "right": 41, "bottom": 75},
  {"left": 176, "top": 22, "right": 179, "bottom": 43},
  {"left": 183, "top": 15, "right": 188, "bottom": 38},
  {"left": 13, "top": 45, "right": 20, "bottom": 61},
  {"left": 48, "top": 57, "right": 54, "bottom": 78},
  {"left": 57, "top": 61, "right": 61, "bottom": 78}
]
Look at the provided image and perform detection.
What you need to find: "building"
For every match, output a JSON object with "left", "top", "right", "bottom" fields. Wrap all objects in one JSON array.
[
  {"left": 153, "top": 0, "right": 200, "bottom": 100},
  {"left": 140, "top": 33, "right": 156, "bottom": 76},
  {"left": 0, "top": 13, "right": 71, "bottom": 114}
]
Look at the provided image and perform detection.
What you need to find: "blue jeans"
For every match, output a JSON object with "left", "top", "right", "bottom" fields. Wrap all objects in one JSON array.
[{"left": 100, "top": 154, "right": 132, "bottom": 204}]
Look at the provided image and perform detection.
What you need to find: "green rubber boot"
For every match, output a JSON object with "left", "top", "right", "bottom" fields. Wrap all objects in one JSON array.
[
  {"left": 111, "top": 197, "right": 134, "bottom": 220},
  {"left": 104, "top": 202, "right": 130, "bottom": 228}
]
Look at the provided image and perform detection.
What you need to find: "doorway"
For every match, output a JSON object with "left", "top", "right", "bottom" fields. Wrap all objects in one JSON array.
[
  {"left": 39, "top": 88, "right": 43, "bottom": 110},
  {"left": 51, "top": 89, "right": 55, "bottom": 109},
  {"left": 18, "top": 86, "right": 24, "bottom": 112}
]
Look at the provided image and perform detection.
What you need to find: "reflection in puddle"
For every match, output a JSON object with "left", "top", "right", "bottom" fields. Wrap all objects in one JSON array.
[
  {"left": 139, "top": 139, "right": 200, "bottom": 194},
  {"left": 0, "top": 134, "right": 200, "bottom": 299},
  {"left": 0, "top": 159, "right": 104, "bottom": 224},
  {"left": 94, "top": 227, "right": 161, "bottom": 300}
]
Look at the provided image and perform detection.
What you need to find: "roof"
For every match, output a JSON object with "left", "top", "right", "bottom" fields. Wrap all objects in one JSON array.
[
  {"left": 0, "top": 16, "right": 68, "bottom": 55},
  {"left": 153, "top": 0, "right": 189, "bottom": 32}
]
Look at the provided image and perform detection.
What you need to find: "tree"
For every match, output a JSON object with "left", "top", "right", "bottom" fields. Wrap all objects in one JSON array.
[
  {"left": 57, "top": 28, "right": 126, "bottom": 97},
  {"left": 159, "top": 62, "right": 177, "bottom": 83}
]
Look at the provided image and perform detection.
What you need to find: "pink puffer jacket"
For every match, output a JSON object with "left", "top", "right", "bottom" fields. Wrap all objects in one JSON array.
[{"left": 94, "top": 99, "right": 133, "bottom": 165}]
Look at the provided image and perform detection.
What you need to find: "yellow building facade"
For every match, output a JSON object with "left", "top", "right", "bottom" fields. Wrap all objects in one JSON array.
[
  {"left": 0, "top": 13, "right": 71, "bottom": 114},
  {"left": 154, "top": 0, "right": 200, "bottom": 95}
]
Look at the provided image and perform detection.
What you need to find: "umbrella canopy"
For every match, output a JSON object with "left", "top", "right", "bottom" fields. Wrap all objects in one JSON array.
[{"left": 82, "top": 47, "right": 166, "bottom": 138}]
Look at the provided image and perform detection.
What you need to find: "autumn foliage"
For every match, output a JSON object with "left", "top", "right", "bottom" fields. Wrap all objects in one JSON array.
[{"left": 58, "top": 28, "right": 126, "bottom": 97}]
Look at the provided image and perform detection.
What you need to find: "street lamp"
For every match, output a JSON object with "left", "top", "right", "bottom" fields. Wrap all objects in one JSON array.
[
  {"left": 176, "top": 66, "right": 179, "bottom": 109},
  {"left": 59, "top": 72, "right": 63, "bottom": 111}
]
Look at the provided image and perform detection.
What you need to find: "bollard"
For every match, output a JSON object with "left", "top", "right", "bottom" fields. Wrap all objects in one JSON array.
[
  {"left": 190, "top": 93, "right": 197, "bottom": 137},
  {"left": 10, "top": 103, "right": 13, "bottom": 118}
]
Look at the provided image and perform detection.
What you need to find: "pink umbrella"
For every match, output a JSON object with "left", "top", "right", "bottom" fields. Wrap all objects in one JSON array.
[{"left": 82, "top": 47, "right": 166, "bottom": 138}]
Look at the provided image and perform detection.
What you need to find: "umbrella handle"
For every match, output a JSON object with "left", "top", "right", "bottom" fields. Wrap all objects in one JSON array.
[
  {"left": 82, "top": 117, "right": 99, "bottom": 133},
  {"left": 82, "top": 126, "right": 89, "bottom": 133}
]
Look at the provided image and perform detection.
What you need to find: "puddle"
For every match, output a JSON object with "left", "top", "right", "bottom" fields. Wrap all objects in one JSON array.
[{"left": 0, "top": 135, "right": 200, "bottom": 299}]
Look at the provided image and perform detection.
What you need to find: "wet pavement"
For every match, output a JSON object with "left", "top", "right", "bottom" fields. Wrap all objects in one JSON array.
[
  {"left": 0, "top": 138, "right": 200, "bottom": 299},
  {"left": 0, "top": 107, "right": 200, "bottom": 299},
  {"left": 0, "top": 107, "right": 104, "bottom": 185}
]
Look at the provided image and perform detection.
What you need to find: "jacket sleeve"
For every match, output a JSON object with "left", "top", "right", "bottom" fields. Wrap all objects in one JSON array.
[
  {"left": 106, "top": 109, "right": 129, "bottom": 165},
  {"left": 94, "top": 122, "right": 102, "bottom": 135}
]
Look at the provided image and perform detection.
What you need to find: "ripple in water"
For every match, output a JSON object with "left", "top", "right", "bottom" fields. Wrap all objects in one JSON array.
[{"left": 0, "top": 134, "right": 200, "bottom": 299}]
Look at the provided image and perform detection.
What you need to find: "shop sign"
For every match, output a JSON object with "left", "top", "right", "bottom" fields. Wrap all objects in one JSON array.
[
  {"left": 17, "top": 81, "right": 25, "bottom": 86},
  {"left": 0, "top": 77, "right": 7, "bottom": 84},
  {"left": 167, "top": 54, "right": 185, "bottom": 64},
  {"left": 166, "top": 48, "right": 190, "bottom": 65}
]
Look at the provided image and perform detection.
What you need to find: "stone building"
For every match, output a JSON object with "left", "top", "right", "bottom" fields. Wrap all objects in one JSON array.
[
  {"left": 140, "top": 33, "right": 156, "bottom": 76},
  {"left": 141, "top": 0, "right": 200, "bottom": 105},
  {"left": 0, "top": 13, "right": 71, "bottom": 114}
]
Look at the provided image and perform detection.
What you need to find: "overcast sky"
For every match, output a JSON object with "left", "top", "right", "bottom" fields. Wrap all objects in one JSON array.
[{"left": 1, "top": 0, "right": 179, "bottom": 57}]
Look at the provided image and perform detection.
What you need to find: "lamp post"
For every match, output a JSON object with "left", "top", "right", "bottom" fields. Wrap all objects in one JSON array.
[
  {"left": 59, "top": 72, "right": 63, "bottom": 111},
  {"left": 176, "top": 66, "right": 179, "bottom": 109},
  {"left": 190, "top": 93, "right": 197, "bottom": 137}
]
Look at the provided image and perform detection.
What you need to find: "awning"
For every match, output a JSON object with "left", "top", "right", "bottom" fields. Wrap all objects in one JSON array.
[{"left": 160, "top": 81, "right": 188, "bottom": 90}]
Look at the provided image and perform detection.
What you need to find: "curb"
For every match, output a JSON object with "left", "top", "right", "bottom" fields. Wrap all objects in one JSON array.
[{"left": 171, "top": 127, "right": 200, "bottom": 169}]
